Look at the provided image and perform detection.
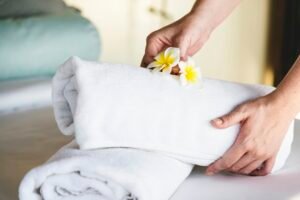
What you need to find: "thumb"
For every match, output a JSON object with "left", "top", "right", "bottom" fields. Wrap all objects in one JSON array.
[
  {"left": 141, "top": 43, "right": 157, "bottom": 67},
  {"left": 211, "top": 107, "right": 247, "bottom": 129},
  {"left": 141, "top": 33, "right": 161, "bottom": 67},
  {"left": 141, "top": 54, "right": 153, "bottom": 68}
]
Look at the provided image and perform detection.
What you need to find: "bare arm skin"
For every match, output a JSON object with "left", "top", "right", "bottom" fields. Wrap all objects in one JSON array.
[
  {"left": 142, "top": 0, "right": 300, "bottom": 176},
  {"left": 208, "top": 55, "right": 300, "bottom": 176},
  {"left": 141, "top": 0, "right": 241, "bottom": 66}
]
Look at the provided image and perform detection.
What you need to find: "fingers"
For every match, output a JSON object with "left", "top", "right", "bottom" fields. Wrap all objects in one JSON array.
[
  {"left": 250, "top": 157, "right": 276, "bottom": 176},
  {"left": 211, "top": 106, "right": 247, "bottom": 129},
  {"left": 229, "top": 153, "right": 256, "bottom": 172},
  {"left": 238, "top": 160, "right": 264, "bottom": 175},
  {"left": 141, "top": 27, "right": 192, "bottom": 66},
  {"left": 141, "top": 41, "right": 158, "bottom": 67},
  {"left": 140, "top": 54, "right": 152, "bottom": 68},
  {"left": 174, "top": 35, "right": 189, "bottom": 61},
  {"left": 206, "top": 145, "right": 245, "bottom": 175},
  {"left": 141, "top": 32, "right": 166, "bottom": 67}
]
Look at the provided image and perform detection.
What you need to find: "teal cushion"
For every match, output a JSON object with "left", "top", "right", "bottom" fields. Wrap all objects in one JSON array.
[{"left": 0, "top": 9, "right": 100, "bottom": 80}]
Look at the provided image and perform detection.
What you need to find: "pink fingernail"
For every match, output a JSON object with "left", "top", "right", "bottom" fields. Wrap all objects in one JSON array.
[
  {"left": 206, "top": 171, "right": 214, "bottom": 176},
  {"left": 212, "top": 118, "right": 223, "bottom": 125}
]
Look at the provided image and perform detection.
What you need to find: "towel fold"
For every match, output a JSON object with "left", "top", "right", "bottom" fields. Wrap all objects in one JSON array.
[
  {"left": 52, "top": 56, "right": 294, "bottom": 171},
  {"left": 19, "top": 141, "right": 193, "bottom": 200}
]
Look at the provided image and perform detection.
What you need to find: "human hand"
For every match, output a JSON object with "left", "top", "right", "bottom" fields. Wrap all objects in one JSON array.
[
  {"left": 141, "top": 13, "right": 212, "bottom": 67},
  {"left": 206, "top": 93, "right": 295, "bottom": 176}
]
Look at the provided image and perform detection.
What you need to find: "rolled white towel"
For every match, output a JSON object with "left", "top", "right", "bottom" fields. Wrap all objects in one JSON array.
[
  {"left": 52, "top": 56, "right": 294, "bottom": 172},
  {"left": 19, "top": 141, "right": 193, "bottom": 200}
]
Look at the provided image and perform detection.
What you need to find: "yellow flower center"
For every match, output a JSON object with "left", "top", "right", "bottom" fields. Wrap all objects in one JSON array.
[
  {"left": 184, "top": 66, "right": 198, "bottom": 83},
  {"left": 154, "top": 53, "right": 175, "bottom": 72}
]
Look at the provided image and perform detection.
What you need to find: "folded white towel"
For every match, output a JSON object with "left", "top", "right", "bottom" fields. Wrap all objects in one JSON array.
[
  {"left": 52, "top": 57, "right": 294, "bottom": 172},
  {"left": 19, "top": 141, "right": 193, "bottom": 200},
  {"left": 20, "top": 57, "right": 295, "bottom": 200}
]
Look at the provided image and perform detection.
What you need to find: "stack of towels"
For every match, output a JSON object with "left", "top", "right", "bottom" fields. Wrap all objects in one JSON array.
[{"left": 19, "top": 57, "right": 295, "bottom": 200}]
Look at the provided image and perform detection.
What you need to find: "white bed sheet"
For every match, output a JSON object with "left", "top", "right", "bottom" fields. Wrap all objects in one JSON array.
[
  {"left": 0, "top": 77, "right": 52, "bottom": 114},
  {"left": 0, "top": 107, "right": 299, "bottom": 200}
]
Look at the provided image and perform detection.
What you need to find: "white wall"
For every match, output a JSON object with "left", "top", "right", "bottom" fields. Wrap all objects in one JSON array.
[{"left": 64, "top": 0, "right": 271, "bottom": 84}]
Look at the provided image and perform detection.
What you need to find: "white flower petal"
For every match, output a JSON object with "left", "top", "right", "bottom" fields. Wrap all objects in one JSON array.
[
  {"left": 186, "top": 57, "right": 195, "bottom": 67},
  {"left": 165, "top": 47, "right": 180, "bottom": 67},
  {"left": 196, "top": 68, "right": 202, "bottom": 78},
  {"left": 147, "top": 61, "right": 157, "bottom": 69},
  {"left": 152, "top": 67, "right": 161, "bottom": 73},
  {"left": 178, "top": 60, "right": 187, "bottom": 71},
  {"left": 161, "top": 66, "right": 172, "bottom": 74},
  {"left": 164, "top": 47, "right": 180, "bottom": 58},
  {"left": 154, "top": 51, "right": 165, "bottom": 62}
]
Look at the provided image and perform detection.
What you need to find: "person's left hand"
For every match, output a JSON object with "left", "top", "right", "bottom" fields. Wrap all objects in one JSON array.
[{"left": 206, "top": 93, "right": 295, "bottom": 176}]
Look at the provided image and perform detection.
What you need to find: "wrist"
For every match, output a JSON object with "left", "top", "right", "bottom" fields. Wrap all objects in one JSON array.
[
  {"left": 187, "top": 8, "right": 215, "bottom": 29},
  {"left": 183, "top": 12, "right": 214, "bottom": 36},
  {"left": 187, "top": 0, "right": 241, "bottom": 35},
  {"left": 265, "top": 90, "right": 300, "bottom": 119}
]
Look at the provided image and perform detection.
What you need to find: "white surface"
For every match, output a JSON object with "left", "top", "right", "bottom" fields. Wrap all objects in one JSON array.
[
  {"left": 52, "top": 57, "right": 293, "bottom": 173},
  {"left": 0, "top": 78, "right": 52, "bottom": 114}
]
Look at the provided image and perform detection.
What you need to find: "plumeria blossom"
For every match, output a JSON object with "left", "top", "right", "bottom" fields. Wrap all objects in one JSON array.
[
  {"left": 147, "top": 47, "right": 203, "bottom": 88},
  {"left": 147, "top": 47, "right": 180, "bottom": 73},
  {"left": 178, "top": 57, "right": 202, "bottom": 86}
]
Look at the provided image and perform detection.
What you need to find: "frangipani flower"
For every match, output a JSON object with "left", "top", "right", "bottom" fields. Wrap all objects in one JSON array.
[
  {"left": 146, "top": 46, "right": 203, "bottom": 88},
  {"left": 178, "top": 57, "right": 202, "bottom": 86},
  {"left": 148, "top": 47, "right": 180, "bottom": 73}
]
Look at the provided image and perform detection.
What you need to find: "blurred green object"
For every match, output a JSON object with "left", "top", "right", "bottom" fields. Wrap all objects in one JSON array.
[
  {"left": 0, "top": 9, "right": 100, "bottom": 80},
  {"left": 0, "top": 0, "right": 67, "bottom": 18}
]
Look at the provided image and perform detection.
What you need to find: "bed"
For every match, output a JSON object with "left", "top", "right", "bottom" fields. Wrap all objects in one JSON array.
[{"left": 0, "top": 79, "right": 300, "bottom": 200}]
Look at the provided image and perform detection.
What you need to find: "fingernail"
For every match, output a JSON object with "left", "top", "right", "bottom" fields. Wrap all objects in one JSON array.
[
  {"left": 212, "top": 118, "right": 223, "bottom": 125},
  {"left": 206, "top": 171, "right": 214, "bottom": 176}
]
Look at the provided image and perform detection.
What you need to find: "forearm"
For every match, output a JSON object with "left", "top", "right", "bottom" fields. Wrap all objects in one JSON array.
[
  {"left": 271, "top": 55, "right": 300, "bottom": 117},
  {"left": 188, "top": 0, "right": 241, "bottom": 31}
]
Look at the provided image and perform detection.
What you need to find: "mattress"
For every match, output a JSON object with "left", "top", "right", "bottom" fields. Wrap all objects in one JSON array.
[{"left": 0, "top": 84, "right": 300, "bottom": 199}]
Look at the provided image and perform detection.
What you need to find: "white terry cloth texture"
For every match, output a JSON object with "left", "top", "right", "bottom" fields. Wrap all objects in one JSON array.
[
  {"left": 19, "top": 141, "right": 193, "bottom": 200},
  {"left": 52, "top": 56, "right": 294, "bottom": 173}
]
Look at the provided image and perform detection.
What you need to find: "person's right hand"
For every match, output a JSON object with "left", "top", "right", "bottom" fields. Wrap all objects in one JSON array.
[{"left": 141, "top": 13, "right": 212, "bottom": 67}]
